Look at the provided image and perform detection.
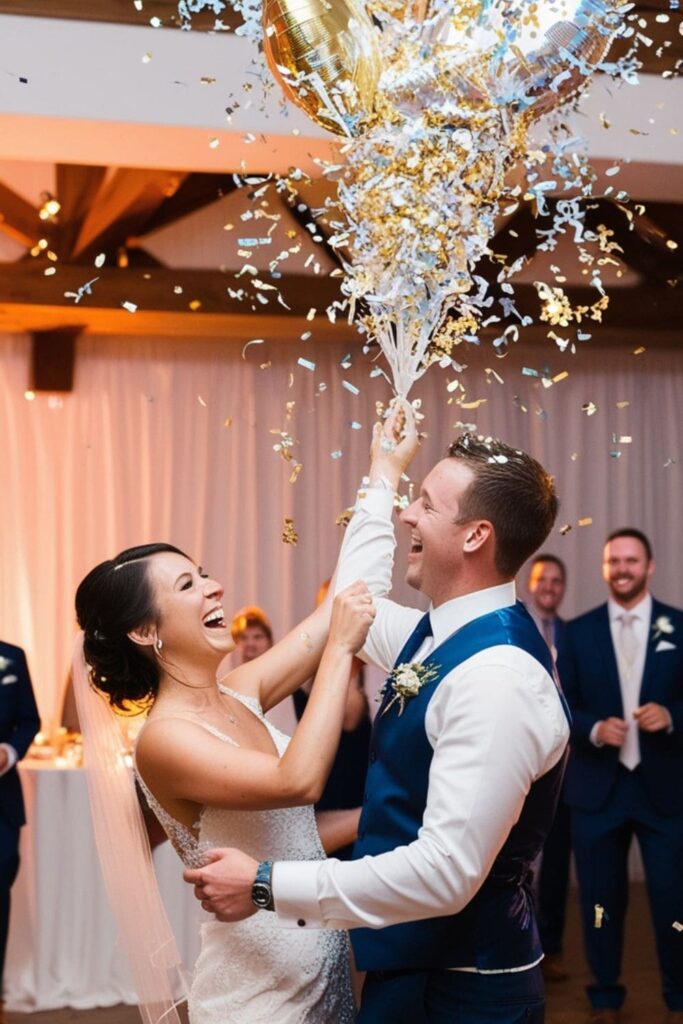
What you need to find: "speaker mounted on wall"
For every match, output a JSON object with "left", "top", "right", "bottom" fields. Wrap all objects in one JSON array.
[{"left": 30, "top": 327, "right": 82, "bottom": 392}]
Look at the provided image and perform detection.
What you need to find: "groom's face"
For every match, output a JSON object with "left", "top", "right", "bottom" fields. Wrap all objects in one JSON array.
[{"left": 400, "top": 458, "right": 476, "bottom": 605}]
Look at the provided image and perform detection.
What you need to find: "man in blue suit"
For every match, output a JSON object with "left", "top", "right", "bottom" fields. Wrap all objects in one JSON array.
[
  {"left": 526, "top": 554, "right": 571, "bottom": 982},
  {"left": 558, "top": 528, "right": 683, "bottom": 1024},
  {"left": 0, "top": 641, "right": 40, "bottom": 1015}
]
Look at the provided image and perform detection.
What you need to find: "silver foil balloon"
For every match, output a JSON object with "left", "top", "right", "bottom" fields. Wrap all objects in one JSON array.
[{"left": 461, "top": 0, "right": 628, "bottom": 119}]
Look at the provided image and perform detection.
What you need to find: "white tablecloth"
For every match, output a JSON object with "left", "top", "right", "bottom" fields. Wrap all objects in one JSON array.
[{"left": 5, "top": 761, "right": 202, "bottom": 1012}]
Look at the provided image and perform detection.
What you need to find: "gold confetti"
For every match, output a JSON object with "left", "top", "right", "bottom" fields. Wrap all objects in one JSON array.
[
  {"left": 594, "top": 904, "right": 604, "bottom": 928},
  {"left": 223, "top": 417, "right": 233, "bottom": 428},
  {"left": 673, "top": 922, "right": 683, "bottom": 933},
  {"left": 282, "top": 517, "right": 298, "bottom": 545},
  {"left": 197, "top": 396, "right": 207, "bottom": 407},
  {"left": 578, "top": 517, "right": 593, "bottom": 527},
  {"left": 189, "top": 299, "right": 202, "bottom": 311},
  {"left": 633, "top": 346, "right": 646, "bottom": 355}
]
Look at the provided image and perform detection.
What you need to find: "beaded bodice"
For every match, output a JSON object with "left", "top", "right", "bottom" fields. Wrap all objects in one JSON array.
[{"left": 134, "top": 685, "right": 326, "bottom": 868}]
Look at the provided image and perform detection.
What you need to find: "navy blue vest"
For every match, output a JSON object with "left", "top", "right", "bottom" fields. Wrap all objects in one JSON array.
[{"left": 351, "top": 601, "right": 570, "bottom": 972}]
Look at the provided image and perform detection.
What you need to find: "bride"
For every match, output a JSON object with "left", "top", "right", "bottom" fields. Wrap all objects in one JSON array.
[{"left": 72, "top": 405, "right": 417, "bottom": 1024}]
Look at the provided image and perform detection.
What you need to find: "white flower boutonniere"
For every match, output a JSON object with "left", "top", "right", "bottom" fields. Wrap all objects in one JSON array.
[
  {"left": 378, "top": 662, "right": 440, "bottom": 717},
  {"left": 652, "top": 616, "right": 675, "bottom": 641}
]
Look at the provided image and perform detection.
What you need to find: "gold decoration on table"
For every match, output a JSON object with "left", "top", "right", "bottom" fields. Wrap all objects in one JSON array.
[{"left": 262, "top": 0, "right": 382, "bottom": 136}]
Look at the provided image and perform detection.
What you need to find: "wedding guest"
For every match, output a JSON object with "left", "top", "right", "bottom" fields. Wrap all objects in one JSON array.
[
  {"left": 558, "top": 528, "right": 683, "bottom": 1024},
  {"left": 527, "top": 553, "right": 566, "bottom": 660},
  {"left": 189, "top": 433, "right": 570, "bottom": 1024},
  {"left": 0, "top": 641, "right": 40, "bottom": 1020},
  {"left": 293, "top": 580, "right": 372, "bottom": 860},
  {"left": 526, "top": 553, "right": 571, "bottom": 982},
  {"left": 231, "top": 606, "right": 273, "bottom": 664}
]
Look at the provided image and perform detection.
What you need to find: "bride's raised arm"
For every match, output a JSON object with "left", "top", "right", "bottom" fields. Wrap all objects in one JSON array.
[{"left": 227, "top": 400, "right": 419, "bottom": 712}]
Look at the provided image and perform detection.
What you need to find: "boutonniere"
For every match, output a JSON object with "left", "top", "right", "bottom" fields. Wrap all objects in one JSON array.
[
  {"left": 377, "top": 662, "right": 440, "bottom": 717},
  {"left": 652, "top": 616, "right": 675, "bottom": 642},
  {"left": 0, "top": 656, "right": 10, "bottom": 672}
]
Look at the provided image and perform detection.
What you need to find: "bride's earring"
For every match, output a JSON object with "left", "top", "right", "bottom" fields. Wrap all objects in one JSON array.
[{"left": 155, "top": 638, "right": 163, "bottom": 654}]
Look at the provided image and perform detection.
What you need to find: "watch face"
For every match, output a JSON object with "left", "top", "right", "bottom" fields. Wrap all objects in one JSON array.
[{"left": 252, "top": 882, "right": 272, "bottom": 907}]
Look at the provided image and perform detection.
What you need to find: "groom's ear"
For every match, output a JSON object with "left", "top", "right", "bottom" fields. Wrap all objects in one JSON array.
[{"left": 463, "top": 520, "right": 492, "bottom": 554}]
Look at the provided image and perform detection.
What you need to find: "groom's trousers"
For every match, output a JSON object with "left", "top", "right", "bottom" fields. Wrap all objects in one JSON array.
[{"left": 356, "top": 964, "right": 545, "bottom": 1023}]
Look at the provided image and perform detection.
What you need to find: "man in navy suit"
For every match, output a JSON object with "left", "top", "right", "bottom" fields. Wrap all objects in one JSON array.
[
  {"left": 0, "top": 641, "right": 40, "bottom": 1015},
  {"left": 558, "top": 528, "right": 683, "bottom": 1024},
  {"left": 526, "top": 554, "right": 571, "bottom": 982}
]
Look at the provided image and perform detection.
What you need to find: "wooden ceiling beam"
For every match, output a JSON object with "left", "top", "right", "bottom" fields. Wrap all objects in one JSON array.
[
  {"left": 71, "top": 168, "right": 189, "bottom": 262},
  {"left": 54, "top": 164, "right": 108, "bottom": 260},
  {"left": 0, "top": 179, "right": 39, "bottom": 247},
  {"left": 1, "top": 262, "right": 680, "bottom": 337},
  {"left": 140, "top": 172, "right": 239, "bottom": 237},
  {"left": 0, "top": 260, "right": 344, "bottom": 318}
]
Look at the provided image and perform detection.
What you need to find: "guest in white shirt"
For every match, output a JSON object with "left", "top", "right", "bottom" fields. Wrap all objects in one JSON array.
[{"left": 187, "top": 425, "right": 570, "bottom": 1024}]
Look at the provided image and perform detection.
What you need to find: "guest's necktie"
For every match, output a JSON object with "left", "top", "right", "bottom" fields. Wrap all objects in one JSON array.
[
  {"left": 542, "top": 618, "right": 555, "bottom": 651},
  {"left": 617, "top": 613, "right": 641, "bottom": 770}
]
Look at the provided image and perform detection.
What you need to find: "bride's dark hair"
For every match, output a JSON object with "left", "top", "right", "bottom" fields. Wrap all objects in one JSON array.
[{"left": 75, "top": 543, "right": 189, "bottom": 711}]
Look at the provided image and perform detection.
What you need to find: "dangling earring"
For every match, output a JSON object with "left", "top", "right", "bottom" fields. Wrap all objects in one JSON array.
[{"left": 155, "top": 638, "right": 163, "bottom": 653}]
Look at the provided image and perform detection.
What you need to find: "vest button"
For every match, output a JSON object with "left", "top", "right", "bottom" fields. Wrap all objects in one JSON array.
[{"left": 297, "top": 918, "right": 306, "bottom": 927}]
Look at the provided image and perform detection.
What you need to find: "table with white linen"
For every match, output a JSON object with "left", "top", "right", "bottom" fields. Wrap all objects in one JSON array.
[{"left": 5, "top": 760, "right": 202, "bottom": 1012}]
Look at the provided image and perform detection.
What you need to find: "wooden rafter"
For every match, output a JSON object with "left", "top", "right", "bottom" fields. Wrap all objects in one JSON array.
[
  {"left": 54, "top": 164, "right": 108, "bottom": 260},
  {"left": 71, "top": 168, "right": 188, "bottom": 261},
  {"left": 0, "top": 180, "right": 39, "bottom": 247}
]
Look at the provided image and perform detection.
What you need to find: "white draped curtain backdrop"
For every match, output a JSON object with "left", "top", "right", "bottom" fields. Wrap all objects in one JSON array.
[{"left": 1, "top": 330, "right": 681, "bottom": 733}]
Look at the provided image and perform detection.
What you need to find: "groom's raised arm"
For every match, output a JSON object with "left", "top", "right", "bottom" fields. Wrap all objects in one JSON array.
[{"left": 334, "top": 483, "right": 423, "bottom": 672}]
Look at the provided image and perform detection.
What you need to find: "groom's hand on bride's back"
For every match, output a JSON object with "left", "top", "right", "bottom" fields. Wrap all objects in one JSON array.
[{"left": 184, "top": 848, "right": 259, "bottom": 922}]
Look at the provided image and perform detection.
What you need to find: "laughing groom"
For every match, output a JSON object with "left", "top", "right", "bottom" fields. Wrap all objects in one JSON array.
[{"left": 186, "top": 423, "right": 571, "bottom": 1024}]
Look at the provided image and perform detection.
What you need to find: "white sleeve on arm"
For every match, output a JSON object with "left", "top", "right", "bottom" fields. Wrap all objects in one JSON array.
[
  {"left": 333, "top": 484, "right": 422, "bottom": 672},
  {"left": 333, "top": 486, "right": 396, "bottom": 599},
  {"left": 274, "top": 650, "right": 568, "bottom": 930}
]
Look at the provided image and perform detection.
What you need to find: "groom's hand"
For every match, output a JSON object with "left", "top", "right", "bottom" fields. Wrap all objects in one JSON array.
[
  {"left": 369, "top": 398, "right": 419, "bottom": 489},
  {"left": 184, "top": 848, "right": 259, "bottom": 922}
]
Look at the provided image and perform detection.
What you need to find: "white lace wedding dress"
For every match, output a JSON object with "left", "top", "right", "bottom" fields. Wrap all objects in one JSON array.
[{"left": 136, "top": 686, "right": 356, "bottom": 1024}]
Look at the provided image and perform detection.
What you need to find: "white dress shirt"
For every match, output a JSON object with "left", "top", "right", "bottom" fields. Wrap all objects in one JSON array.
[
  {"left": 273, "top": 486, "right": 569, "bottom": 969},
  {"left": 589, "top": 593, "right": 652, "bottom": 751}
]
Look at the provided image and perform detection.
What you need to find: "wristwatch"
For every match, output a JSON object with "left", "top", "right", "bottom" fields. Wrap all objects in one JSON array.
[{"left": 251, "top": 860, "right": 275, "bottom": 911}]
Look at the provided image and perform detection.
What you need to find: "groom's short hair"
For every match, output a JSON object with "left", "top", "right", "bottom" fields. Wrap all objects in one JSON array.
[{"left": 447, "top": 434, "right": 558, "bottom": 578}]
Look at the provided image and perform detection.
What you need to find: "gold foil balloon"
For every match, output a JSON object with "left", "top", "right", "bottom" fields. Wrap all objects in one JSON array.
[{"left": 262, "top": 0, "right": 382, "bottom": 137}]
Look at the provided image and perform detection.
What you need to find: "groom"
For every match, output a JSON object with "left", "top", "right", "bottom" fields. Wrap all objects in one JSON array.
[{"left": 186, "top": 427, "right": 570, "bottom": 1023}]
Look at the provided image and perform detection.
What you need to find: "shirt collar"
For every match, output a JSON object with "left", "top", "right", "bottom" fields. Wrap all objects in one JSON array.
[
  {"left": 608, "top": 592, "right": 652, "bottom": 625},
  {"left": 428, "top": 582, "right": 516, "bottom": 647}
]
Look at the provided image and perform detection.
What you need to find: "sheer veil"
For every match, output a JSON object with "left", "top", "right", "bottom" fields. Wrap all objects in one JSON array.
[{"left": 71, "top": 632, "right": 188, "bottom": 1024}]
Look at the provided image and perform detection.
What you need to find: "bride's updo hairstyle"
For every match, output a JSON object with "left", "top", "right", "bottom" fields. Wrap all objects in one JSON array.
[{"left": 76, "top": 542, "right": 189, "bottom": 711}]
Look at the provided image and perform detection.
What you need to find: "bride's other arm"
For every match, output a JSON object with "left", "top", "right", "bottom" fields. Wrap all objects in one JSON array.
[
  {"left": 136, "top": 584, "right": 374, "bottom": 812},
  {"left": 229, "top": 401, "right": 420, "bottom": 712}
]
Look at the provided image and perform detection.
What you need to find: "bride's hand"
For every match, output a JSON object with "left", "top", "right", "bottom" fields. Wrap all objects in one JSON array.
[
  {"left": 369, "top": 398, "right": 420, "bottom": 490},
  {"left": 328, "top": 582, "right": 376, "bottom": 655}
]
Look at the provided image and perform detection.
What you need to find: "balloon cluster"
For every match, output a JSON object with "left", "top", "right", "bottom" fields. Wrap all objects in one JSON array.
[{"left": 263, "top": 0, "right": 627, "bottom": 396}]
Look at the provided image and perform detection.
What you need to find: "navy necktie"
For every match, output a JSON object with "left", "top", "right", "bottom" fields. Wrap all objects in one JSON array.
[
  {"left": 397, "top": 611, "right": 433, "bottom": 666},
  {"left": 377, "top": 612, "right": 434, "bottom": 718}
]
